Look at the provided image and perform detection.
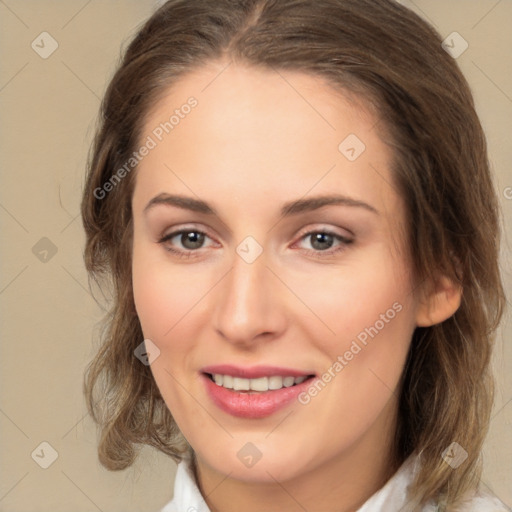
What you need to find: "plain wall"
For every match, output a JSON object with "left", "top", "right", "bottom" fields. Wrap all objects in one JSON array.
[{"left": 0, "top": 1, "right": 510, "bottom": 510}]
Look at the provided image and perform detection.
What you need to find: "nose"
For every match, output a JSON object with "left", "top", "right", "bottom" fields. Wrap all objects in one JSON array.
[{"left": 212, "top": 247, "right": 286, "bottom": 347}]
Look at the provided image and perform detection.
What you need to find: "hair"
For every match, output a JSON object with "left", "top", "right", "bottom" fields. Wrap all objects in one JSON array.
[{"left": 81, "top": 0, "right": 506, "bottom": 509}]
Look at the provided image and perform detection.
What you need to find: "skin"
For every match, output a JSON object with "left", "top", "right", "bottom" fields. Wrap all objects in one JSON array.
[{"left": 131, "top": 60, "right": 461, "bottom": 512}]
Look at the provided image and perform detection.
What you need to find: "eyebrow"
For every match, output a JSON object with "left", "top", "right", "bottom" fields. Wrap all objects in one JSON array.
[{"left": 143, "top": 193, "right": 379, "bottom": 217}]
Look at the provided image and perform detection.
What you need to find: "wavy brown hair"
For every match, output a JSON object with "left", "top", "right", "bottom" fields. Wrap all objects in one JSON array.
[{"left": 81, "top": 0, "right": 506, "bottom": 509}]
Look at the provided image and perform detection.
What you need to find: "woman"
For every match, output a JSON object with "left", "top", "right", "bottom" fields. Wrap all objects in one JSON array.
[{"left": 81, "top": 0, "right": 508, "bottom": 510}]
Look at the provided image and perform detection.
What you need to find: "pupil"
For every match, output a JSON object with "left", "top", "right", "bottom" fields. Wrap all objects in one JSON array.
[
  {"left": 312, "top": 233, "right": 333, "bottom": 250},
  {"left": 183, "top": 231, "right": 204, "bottom": 249}
]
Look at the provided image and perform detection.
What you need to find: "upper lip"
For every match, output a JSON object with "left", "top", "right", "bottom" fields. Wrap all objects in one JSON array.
[{"left": 201, "top": 364, "right": 315, "bottom": 379}]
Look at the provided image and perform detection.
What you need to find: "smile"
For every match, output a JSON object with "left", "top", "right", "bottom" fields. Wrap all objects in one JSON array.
[
  {"left": 206, "top": 373, "right": 309, "bottom": 392},
  {"left": 200, "top": 367, "right": 317, "bottom": 419}
]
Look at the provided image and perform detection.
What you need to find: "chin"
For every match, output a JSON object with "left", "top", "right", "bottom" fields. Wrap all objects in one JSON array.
[{"left": 195, "top": 438, "right": 316, "bottom": 483}]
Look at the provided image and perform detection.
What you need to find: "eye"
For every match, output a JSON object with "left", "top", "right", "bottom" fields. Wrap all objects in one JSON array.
[
  {"left": 157, "top": 228, "right": 215, "bottom": 259},
  {"left": 295, "top": 229, "right": 353, "bottom": 258},
  {"left": 157, "top": 227, "right": 353, "bottom": 260}
]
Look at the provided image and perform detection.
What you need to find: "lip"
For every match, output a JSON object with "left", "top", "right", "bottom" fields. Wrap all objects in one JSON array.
[
  {"left": 200, "top": 364, "right": 313, "bottom": 379},
  {"left": 201, "top": 369, "right": 316, "bottom": 419}
]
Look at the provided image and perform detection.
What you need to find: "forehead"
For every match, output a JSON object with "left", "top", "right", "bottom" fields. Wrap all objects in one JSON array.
[{"left": 133, "top": 61, "right": 399, "bottom": 220}]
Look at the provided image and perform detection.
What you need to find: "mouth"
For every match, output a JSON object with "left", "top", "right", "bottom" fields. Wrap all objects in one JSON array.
[
  {"left": 203, "top": 372, "right": 316, "bottom": 393},
  {"left": 200, "top": 368, "right": 317, "bottom": 419}
]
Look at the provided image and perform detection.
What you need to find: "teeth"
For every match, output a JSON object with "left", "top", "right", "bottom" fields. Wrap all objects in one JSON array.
[
  {"left": 233, "top": 377, "right": 250, "bottom": 391},
  {"left": 210, "top": 374, "right": 309, "bottom": 392},
  {"left": 250, "top": 377, "right": 269, "bottom": 391},
  {"left": 268, "top": 376, "right": 283, "bottom": 390},
  {"left": 222, "top": 374, "right": 233, "bottom": 389},
  {"left": 283, "top": 376, "right": 295, "bottom": 387}
]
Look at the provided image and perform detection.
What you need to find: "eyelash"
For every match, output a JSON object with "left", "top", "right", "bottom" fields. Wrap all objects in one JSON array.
[{"left": 157, "top": 227, "right": 353, "bottom": 260}]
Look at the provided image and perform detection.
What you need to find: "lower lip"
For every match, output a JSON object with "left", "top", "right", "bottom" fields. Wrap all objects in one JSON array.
[{"left": 201, "top": 373, "right": 315, "bottom": 419}]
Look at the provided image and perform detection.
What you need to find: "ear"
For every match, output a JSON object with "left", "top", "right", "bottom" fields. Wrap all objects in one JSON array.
[{"left": 415, "top": 274, "right": 462, "bottom": 327}]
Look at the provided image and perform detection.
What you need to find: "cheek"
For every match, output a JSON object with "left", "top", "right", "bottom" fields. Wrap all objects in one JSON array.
[
  {"left": 297, "top": 249, "right": 416, "bottom": 409},
  {"left": 337, "top": 297, "right": 414, "bottom": 383},
  {"left": 293, "top": 246, "right": 414, "bottom": 351},
  {"left": 131, "top": 248, "right": 221, "bottom": 391},
  {"left": 131, "top": 253, "right": 206, "bottom": 419},
  {"left": 132, "top": 260, "right": 169, "bottom": 341},
  {"left": 132, "top": 242, "right": 202, "bottom": 340}
]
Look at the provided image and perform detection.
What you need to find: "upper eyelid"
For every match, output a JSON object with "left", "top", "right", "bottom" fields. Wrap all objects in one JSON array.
[{"left": 159, "top": 225, "right": 216, "bottom": 242}]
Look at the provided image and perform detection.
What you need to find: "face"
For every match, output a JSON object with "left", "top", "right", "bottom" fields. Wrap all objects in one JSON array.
[{"left": 131, "top": 61, "right": 423, "bottom": 483}]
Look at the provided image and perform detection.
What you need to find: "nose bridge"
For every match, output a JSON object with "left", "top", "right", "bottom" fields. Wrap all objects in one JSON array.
[{"left": 213, "top": 241, "right": 280, "bottom": 343}]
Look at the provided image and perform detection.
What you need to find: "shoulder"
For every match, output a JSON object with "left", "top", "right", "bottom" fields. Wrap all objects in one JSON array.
[
  {"left": 369, "top": 454, "right": 511, "bottom": 512},
  {"left": 453, "top": 491, "right": 511, "bottom": 511}
]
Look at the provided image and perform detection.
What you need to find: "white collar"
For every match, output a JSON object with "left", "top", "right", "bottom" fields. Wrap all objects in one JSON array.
[{"left": 159, "top": 453, "right": 509, "bottom": 512}]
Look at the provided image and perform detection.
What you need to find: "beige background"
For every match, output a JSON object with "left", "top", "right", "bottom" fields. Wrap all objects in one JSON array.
[{"left": 0, "top": 1, "right": 510, "bottom": 510}]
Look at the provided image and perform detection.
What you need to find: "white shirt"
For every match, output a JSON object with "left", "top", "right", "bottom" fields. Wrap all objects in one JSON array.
[{"left": 159, "top": 454, "right": 510, "bottom": 512}]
